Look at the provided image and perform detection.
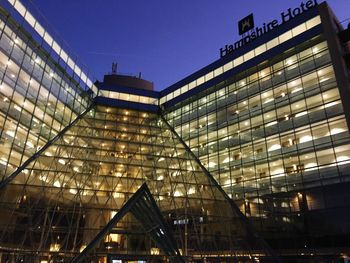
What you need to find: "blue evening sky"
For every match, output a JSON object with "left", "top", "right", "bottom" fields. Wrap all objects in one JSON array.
[{"left": 24, "top": 0, "right": 350, "bottom": 91}]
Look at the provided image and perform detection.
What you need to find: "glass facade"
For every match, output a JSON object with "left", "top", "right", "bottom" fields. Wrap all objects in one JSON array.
[
  {"left": 0, "top": 5, "right": 95, "bottom": 184},
  {"left": 165, "top": 38, "right": 345, "bottom": 198},
  {"left": 0, "top": 104, "right": 274, "bottom": 262},
  {"left": 160, "top": 16, "right": 321, "bottom": 104},
  {"left": 164, "top": 19, "right": 350, "bottom": 254},
  {"left": 1, "top": 0, "right": 350, "bottom": 262}
]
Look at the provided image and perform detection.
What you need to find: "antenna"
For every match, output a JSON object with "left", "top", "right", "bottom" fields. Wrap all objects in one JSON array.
[{"left": 111, "top": 62, "right": 117, "bottom": 74}]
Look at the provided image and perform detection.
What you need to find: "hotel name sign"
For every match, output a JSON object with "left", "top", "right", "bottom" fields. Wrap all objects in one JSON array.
[{"left": 220, "top": 0, "right": 318, "bottom": 58}]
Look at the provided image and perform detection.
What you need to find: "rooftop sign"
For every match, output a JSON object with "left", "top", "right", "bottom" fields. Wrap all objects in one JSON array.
[{"left": 220, "top": 0, "right": 318, "bottom": 58}]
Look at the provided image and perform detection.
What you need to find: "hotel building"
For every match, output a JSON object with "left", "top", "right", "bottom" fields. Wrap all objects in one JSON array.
[{"left": 0, "top": 0, "right": 349, "bottom": 262}]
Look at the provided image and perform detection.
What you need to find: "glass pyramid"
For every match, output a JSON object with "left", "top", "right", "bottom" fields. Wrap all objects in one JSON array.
[{"left": 0, "top": 104, "right": 277, "bottom": 262}]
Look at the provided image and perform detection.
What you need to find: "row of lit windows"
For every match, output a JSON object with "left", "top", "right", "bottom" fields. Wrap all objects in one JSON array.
[
  {"left": 197, "top": 115, "right": 347, "bottom": 168},
  {"left": 211, "top": 114, "right": 346, "bottom": 160},
  {"left": 169, "top": 40, "right": 329, "bottom": 122},
  {"left": 160, "top": 16, "right": 321, "bottom": 105},
  {"left": 177, "top": 65, "right": 335, "bottom": 141},
  {"left": 8, "top": 0, "right": 98, "bottom": 95},
  {"left": 0, "top": 21, "right": 90, "bottom": 109},
  {"left": 192, "top": 103, "right": 344, "bottom": 158},
  {"left": 0, "top": 55, "right": 81, "bottom": 129},
  {"left": 0, "top": 118, "right": 185, "bottom": 178},
  {"left": 100, "top": 89, "right": 158, "bottom": 105},
  {"left": 181, "top": 88, "right": 339, "bottom": 163},
  {"left": 195, "top": 104, "right": 346, "bottom": 179},
  {"left": 223, "top": 143, "right": 350, "bottom": 195},
  {"left": 202, "top": 116, "right": 350, "bottom": 199},
  {"left": 188, "top": 84, "right": 341, "bottom": 150}
]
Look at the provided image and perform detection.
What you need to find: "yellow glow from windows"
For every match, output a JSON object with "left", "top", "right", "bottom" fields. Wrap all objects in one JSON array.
[
  {"left": 223, "top": 157, "right": 233, "bottom": 163},
  {"left": 80, "top": 245, "right": 87, "bottom": 252},
  {"left": 330, "top": 128, "right": 345, "bottom": 135},
  {"left": 6, "top": 130, "right": 15, "bottom": 137},
  {"left": 291, "top": 87, "right": 303, "bottom": 93},
  {"left": 53, "top": 181, "right": 61, "bottom": 188},
  {"left": 324, "top": 101, "right": 338, "bottom": 108},
  {"left": 174, "top": 190, "right": 182, "bottom": 197},
  {"left": 150, "top": 247, "right": 160, "bottom": 255},
  {"left": 208, "top": 162, "right": 216, "bottom": 168},
  {"left": 49, "top": 243, "right": 60, "bottom": 252},
  {"left": 336, "top": 156, "right": 350, "bottom": 164},
  {"left": 157, "top": 175, "right": 164, "bottom": 181},
  {"left": 299, "top": 135, "right": 313, "bottom": 143},
  {"left": 69, "top": 188, "right": 77, "bottom": 194},
  {"left": 188, "top": 187, "right": 196, "bottom": 195},
  {"left": 295, "top": 111, "right": 307, "bottom": 117},
  {"left": 268, "top": 144, "right": 281, "bottom": 152},
  {"left": 305, "top": 163, "right": 317, "bottom": 171},
  {"left": 14, "top": 105, "right": 21, "bottom": 111}
]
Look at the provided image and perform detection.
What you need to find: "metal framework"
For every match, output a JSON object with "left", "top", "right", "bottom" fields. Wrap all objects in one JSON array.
[
  {"left": 71, "top": 183, "right": 184, "bottom": 263},
  {"left": 0, "top": 104, "right": 279, "bottom": 262}
]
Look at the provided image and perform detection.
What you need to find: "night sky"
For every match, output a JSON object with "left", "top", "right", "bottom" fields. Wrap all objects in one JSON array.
[{"left": 24, "top": 0, "right": 350, "bottom": 91}]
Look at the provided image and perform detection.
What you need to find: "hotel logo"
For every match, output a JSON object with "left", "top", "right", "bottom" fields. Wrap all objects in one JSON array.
[{"left": 238, "top": 13, "right": 254, "bottom": 35}]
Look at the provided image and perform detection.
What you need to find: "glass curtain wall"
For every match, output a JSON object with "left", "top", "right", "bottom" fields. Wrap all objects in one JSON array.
[
  {"left": 0, "top": 105, "right": 275, "bottom": 262},
  {"left": 164, "top": 35, "right": 350, "bottom": 248},
  {"left": 0, "top": 7, "right": 94, "bottom": 183}
]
